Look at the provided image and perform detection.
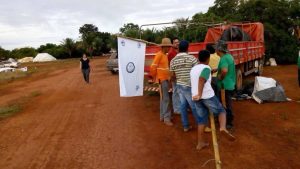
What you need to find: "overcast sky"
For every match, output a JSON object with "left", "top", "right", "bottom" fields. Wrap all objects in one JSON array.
[{"left": 0, "top": 0, "right": 214, "bottom": 50}]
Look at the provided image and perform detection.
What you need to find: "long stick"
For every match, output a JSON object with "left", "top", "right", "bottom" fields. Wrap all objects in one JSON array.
[
  {"left": 117, "top": 35, "right": 159, "bottom": 46},
  {"left": 210, "top": 112, "right": 222, "bottom": 169}
]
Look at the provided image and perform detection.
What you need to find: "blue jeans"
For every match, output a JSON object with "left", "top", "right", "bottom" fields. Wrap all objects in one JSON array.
[
  {"left": 160, "top": 80, "right": 171, "bottom": 122},
  {"left": 178, "top": 85, "right": 201, "bottom": 128},
  {"left": 194, "top": 95, "right": 226, "bottom": 125},
  {"left": 172, "top": 82, "right": 181, "bottom": 113}
]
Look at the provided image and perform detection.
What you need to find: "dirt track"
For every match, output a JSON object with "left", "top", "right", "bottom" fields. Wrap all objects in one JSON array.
[{"left": 0, "top": 58, "right": 299, "bottom": 169}]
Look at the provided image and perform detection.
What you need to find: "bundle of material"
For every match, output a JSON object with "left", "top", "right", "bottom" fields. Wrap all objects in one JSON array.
[{"left": 252, "top": 76, "right": 287, "bottom": 104}]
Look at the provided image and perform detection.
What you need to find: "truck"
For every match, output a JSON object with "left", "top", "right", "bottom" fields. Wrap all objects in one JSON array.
[{"left": 143, "top": 22, "right": 265, "bottom": 91}]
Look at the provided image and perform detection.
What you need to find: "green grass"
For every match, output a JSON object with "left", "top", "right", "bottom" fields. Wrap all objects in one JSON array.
[
  {"left": 0, "top": 104, "right": 22, "bottom": 118},
  {"left": 0, "top": 58, "right": 79, "bottom": 85},
  {"left": 0, "top": 71, "right": 28, "bottom": 83},
  {"left": 0, "top": 90, "right": 42, "bottom": 119},
  {"left": 29, "top": 91, "right": 42, "bottom": 97}
]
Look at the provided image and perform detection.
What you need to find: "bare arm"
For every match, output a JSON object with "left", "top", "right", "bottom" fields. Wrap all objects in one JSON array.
[
  {"left": 170, "top": 71, "right": 176, "bottom": 82},
  {"left": 192, "top": 77, "right": 206, "bottom": 101},
  {"left": 218, "top": 68, "right": 228, "bottom": 80},
  {"left": 79, "top": 61, "right": 82, "bottom": 69}
]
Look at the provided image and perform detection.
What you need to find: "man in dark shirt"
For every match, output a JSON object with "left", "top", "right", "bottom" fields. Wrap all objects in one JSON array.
[{"left": 80, "top": 54, "right": 91, "bottom": 83}]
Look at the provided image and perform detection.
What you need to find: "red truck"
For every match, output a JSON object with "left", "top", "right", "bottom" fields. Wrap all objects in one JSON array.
[{"left": 143, "top": 22, "right": 265, "bottom": 91}]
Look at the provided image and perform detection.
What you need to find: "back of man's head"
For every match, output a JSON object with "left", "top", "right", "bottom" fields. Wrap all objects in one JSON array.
[
  {"left": 206, "top": 44, "right": 215, "bottom": 54},
  {"left": 198, "top": 50, "right": 210, "bottom": 63},
  {"left": 179, "top": 40, "right": 189, "bottom": 53}
]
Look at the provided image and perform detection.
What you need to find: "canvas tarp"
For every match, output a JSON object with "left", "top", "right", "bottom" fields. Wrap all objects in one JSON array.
[
  {"left": 33, "top": 53, "right": 56, "bottom": 62},
  {"left": 204, "top": 22, "right": 264, "bottom": 43},
  {"left": 252, "top": 76, "right": 287, "bottom": 104}
]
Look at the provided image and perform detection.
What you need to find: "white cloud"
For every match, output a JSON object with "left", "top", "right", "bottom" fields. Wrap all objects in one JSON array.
[{"left": 0, "top": 0, "right": 214, "bottom": 50}]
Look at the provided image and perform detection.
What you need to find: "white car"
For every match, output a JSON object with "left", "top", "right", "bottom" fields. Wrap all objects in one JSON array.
[
  {"left": 2, "top": 61, "right": 19, "bottom": 68},
  {"left": 106, "top": 52, "right": 118, "bottom": 74}
]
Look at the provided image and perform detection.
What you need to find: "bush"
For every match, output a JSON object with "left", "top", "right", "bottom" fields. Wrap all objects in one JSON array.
[{"left": 10, "top": 47, "right": 37, "bottom": 59}]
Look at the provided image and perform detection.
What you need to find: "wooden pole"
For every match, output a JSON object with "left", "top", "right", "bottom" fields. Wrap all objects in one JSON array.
[
  {"left": 210, "top": 111, "right": 222, "bottom": 169},
  {"left": 221, "top": 89, "right": 227, "bottom": 108},
  {"left": 117, "top": 35, "right": 159, "bottom": 46}
]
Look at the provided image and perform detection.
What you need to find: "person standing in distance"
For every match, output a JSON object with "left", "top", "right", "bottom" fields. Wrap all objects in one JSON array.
[
  {"left": 80, "top": 53, "right": 91, "bottom": 83},
  {"left": 168, "top": 37, "right": 181, "bottom": 115},
  {"left": 206, "top": 43, "right": 220, "bottom": 100}
]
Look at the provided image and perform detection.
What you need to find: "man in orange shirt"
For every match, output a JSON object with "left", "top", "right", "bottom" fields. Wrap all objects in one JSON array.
[{"left": 150, "top": 38, "right": 173, "bottom": 126}]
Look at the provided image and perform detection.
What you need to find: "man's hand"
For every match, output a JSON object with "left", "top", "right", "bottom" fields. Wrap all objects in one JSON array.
[
  {"left": 211, "top": 68, "right": 218, "bottom": 73},
  {"left": 192, "top": 95, "right": 201, "bottom": 101},
  {"left": 217, "top": 73, "right": 222, "bottom": 80}
]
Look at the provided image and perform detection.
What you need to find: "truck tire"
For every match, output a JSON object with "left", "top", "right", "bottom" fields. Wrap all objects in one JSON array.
[
  {"left": 111, "top": 70, "right": 118, "bottom": 74},
  {"left": 257, "top": 60, "right": 264, "bottom": 76},
  {"left": 236, "top": 69, "right": 243, "bottom": 90}
]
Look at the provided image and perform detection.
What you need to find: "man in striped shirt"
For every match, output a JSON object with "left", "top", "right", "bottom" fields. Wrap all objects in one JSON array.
[{"left": 170, "top": 40, "right": 201, "bottom": 132}]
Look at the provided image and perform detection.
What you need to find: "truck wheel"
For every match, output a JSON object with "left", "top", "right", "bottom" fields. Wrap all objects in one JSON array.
[
  {"left": 236, "top": 69, "right": 243, "bottom": 90},
  {"left": 257, "top": 62, "right": 264, "bottom": 76}
]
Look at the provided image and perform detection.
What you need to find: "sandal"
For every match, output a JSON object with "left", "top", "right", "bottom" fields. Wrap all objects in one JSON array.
[{"left": 220, "top": 129, "right": 236, "bottom": 141}]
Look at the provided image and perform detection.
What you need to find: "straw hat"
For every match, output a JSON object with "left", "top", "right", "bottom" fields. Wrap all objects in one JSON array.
[
  {"left": 159, "top": 38, "right": 172, "bottom": 47},
  {"left": 216, "top": 40, "right": 228, "bottom": 53}
]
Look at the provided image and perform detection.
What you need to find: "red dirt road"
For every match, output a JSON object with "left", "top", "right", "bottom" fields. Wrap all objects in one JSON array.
[{"left": 0, "top": 58, "right": 299, "bottom": 169}]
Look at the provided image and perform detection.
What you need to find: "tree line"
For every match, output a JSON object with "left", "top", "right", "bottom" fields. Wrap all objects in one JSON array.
[
  {"left": 0, "top": 24, "right": 114, "bottom": 60},
  {"left": 0, "top": 0, "right": 299, "bottom": 63},
  {"left": 120, "top": 0, "right": 300, "bottom": 64}
]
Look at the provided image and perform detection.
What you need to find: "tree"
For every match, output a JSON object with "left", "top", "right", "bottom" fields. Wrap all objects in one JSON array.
[
  {"left": 37, "top": 43, "right": 69, "bottom": 59},
  {"left": 10, "top": 47, "right": 37, "bottom": 59},
  {"left": 141, "top": 28, "right": 157, "bottom": 43},
  {"left": 100, "top": 32, "right": 113, "bottom": 53},
  {"left": 37, "top": 43, "right": 57, "bottom": 53},
  {"left": 79, "top": 24, "right": 99, "bottom": 39},
  {"left": 61, "top": 38, "right": 76, "bottom": 58},
  {"left": 208, "top": 0, "right": 241, "bottom": 20},
  {"left": 79, "top": 24, "right": 99, "bottom": 56},
  {"left": 0, "top": 46, "right": 10, "bottom": 60},
  {"left": 237, "top": 0, "right": 300, "bottom": 63},
  {"left": 119, "top": 23, "right": 139, "bottom": 38},
  {"left": 92, "top": 35, "right": 103, "bottom": 55},
  {"left": 205, "top": 0, "right": 300, "bottom": 63},
  {"left": 79, "top": 24, "right": 113, "bottom": 56}
]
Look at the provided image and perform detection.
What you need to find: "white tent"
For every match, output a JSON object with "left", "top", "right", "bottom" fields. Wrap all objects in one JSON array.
[
  {"left": 8, "top": 58, "right": 17, "bottom": 63},
  {"left": 33, "top": 53, "right": 56, "bottom": 62}
]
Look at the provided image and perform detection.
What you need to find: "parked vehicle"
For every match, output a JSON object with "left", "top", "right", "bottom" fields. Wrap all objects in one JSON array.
[
  {"left": 144, "top": 22, "right": 265, "bottom": 91},
  {"left": 1, "top": 61, "right": 19, "bottom": 68},
  {"left": 106, "top": 52, "right": 118, "bottom": 74}
]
